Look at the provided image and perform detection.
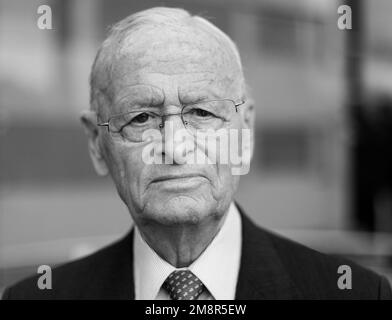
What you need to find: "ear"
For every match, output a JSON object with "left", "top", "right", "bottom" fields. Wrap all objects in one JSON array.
[
  {"left": 240, "top": 99, "right": 255, "bottom": 161},
  {"left": 80, "top": 110, "right": 109, "bottom": 176}
]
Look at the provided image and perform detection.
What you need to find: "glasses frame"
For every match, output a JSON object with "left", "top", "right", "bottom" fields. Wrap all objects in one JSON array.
[{"left": 97, "top": 99, "right": 246, "bottom": 135}]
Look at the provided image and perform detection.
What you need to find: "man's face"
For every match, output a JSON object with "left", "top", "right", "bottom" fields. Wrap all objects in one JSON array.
[{"left": 95, "top": 25, "right": 251, "bottom": 227}]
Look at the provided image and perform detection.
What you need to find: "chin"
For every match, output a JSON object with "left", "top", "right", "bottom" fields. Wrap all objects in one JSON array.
[{"left": 142, "top": 195, "right": 215, "bottom": 226}]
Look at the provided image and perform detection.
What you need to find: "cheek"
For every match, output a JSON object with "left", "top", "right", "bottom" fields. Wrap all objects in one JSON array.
[
  {"left": 211, "top": 163, "right": 238, "bottom": 198},
  {"left": 104, "top": 140, "right": 146, "bottom": 204},
  {"left": 118, "top": 146, "right": 145, "bottom": 191},
  {"left": 210, "top": 137, "right": 242, "bottom": 198}
]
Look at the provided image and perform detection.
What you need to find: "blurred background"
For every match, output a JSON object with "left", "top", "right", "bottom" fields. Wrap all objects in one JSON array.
[{"left": 1, "top": 0, "right": 392, "bottom": 295}]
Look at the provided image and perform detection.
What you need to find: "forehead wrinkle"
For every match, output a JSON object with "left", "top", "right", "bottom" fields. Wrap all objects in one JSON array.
[
  {"left": 178, "top": 80, "right": 225, "bottom": 102},
  {"left": 177, "top": 69, "right": 239, "bottom": 101},
  {"left": 111, "top": 84, "right": 164, "bottom": 109},
  {"left": 112, "top": 54, "right": 238, "bottom": 98}
]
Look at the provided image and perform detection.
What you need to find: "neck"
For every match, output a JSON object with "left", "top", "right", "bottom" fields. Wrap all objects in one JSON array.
[{"left": 138, "top": 215, "right": 226, "bottom": 268}]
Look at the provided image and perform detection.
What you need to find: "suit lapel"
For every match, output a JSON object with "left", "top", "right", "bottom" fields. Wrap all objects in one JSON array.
[{"left": 235, "top": 205, "right": 302, "bottom": 299}]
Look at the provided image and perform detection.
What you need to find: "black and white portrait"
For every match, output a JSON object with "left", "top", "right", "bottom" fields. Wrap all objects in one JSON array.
[{"left": 1, "top": 0, "right": 392, "bottom": 302}]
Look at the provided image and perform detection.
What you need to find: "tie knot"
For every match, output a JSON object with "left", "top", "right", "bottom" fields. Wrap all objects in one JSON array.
[{"left": 163, "top": 270, "right": 205, "bottom": 300}]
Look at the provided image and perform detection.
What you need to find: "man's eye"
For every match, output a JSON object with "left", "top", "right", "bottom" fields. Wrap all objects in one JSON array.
[
  {"left": 192, "top": 108, "right": 215, "bottom": 118},
  {"left": 118, "top": 111, "right": 157, "bottom": 132},
  {"left": 131, "top": 112, "right": 150, "bottom": 124}
]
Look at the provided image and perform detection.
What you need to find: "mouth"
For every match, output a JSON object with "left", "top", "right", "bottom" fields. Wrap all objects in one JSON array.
[
  {"left": 150, "top": 174, "right": 208, "bottom": 190},
  {"left": 152, "top": 173, "right": 204, "bottom": 183}
]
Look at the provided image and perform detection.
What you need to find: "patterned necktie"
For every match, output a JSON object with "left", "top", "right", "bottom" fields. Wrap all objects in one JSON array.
[{"left": 163, "top": 270, "right": 205, "bottom": 300}]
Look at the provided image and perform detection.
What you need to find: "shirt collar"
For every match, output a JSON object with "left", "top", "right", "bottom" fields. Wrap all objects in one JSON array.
[{"left": 133, "top": 202, "right": 242, "bottom": 300}]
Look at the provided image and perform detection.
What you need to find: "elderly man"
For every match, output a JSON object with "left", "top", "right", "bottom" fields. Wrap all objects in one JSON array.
[{"left": 3, "top": 7, "right": 391, "bottom": 300}]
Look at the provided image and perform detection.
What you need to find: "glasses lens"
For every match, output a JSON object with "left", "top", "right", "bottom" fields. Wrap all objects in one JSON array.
[
  {"left": 109, "top": 110, "right": 160, "bottom": 142},
  {"left": 182, "top": 100, "right": 235, "bottom": 134}
]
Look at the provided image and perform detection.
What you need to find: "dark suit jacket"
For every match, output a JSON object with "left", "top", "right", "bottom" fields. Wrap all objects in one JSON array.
[{"left": 2, "top": 206, "right": 392, "bottom": 299}]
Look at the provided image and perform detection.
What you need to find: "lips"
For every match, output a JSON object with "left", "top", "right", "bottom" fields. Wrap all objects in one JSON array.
[
  {"left": 149, "top": 175, "right": 207, "bottom": 191},
  {"left": 151, "top": 173, "right": 206, "bottom": 184}
]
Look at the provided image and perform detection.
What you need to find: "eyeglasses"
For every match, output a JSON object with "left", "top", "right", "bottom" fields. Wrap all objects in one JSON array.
[{"left": 97, "top": 99, "right": 245, "bottom": 142}]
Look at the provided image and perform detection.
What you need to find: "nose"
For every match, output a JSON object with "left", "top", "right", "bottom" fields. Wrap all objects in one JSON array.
[{"left": 161, "top": 115, "right": 194, "bottom": 164}]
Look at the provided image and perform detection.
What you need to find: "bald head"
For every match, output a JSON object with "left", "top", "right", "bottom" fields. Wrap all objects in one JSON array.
[{"left": 89, "top": 7, "right": 246, "bottom": 115}]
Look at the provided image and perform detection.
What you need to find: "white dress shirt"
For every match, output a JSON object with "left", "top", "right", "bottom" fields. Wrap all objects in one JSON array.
[{"left": 133, "top": 202, "right": 242, "bottom": 300}]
